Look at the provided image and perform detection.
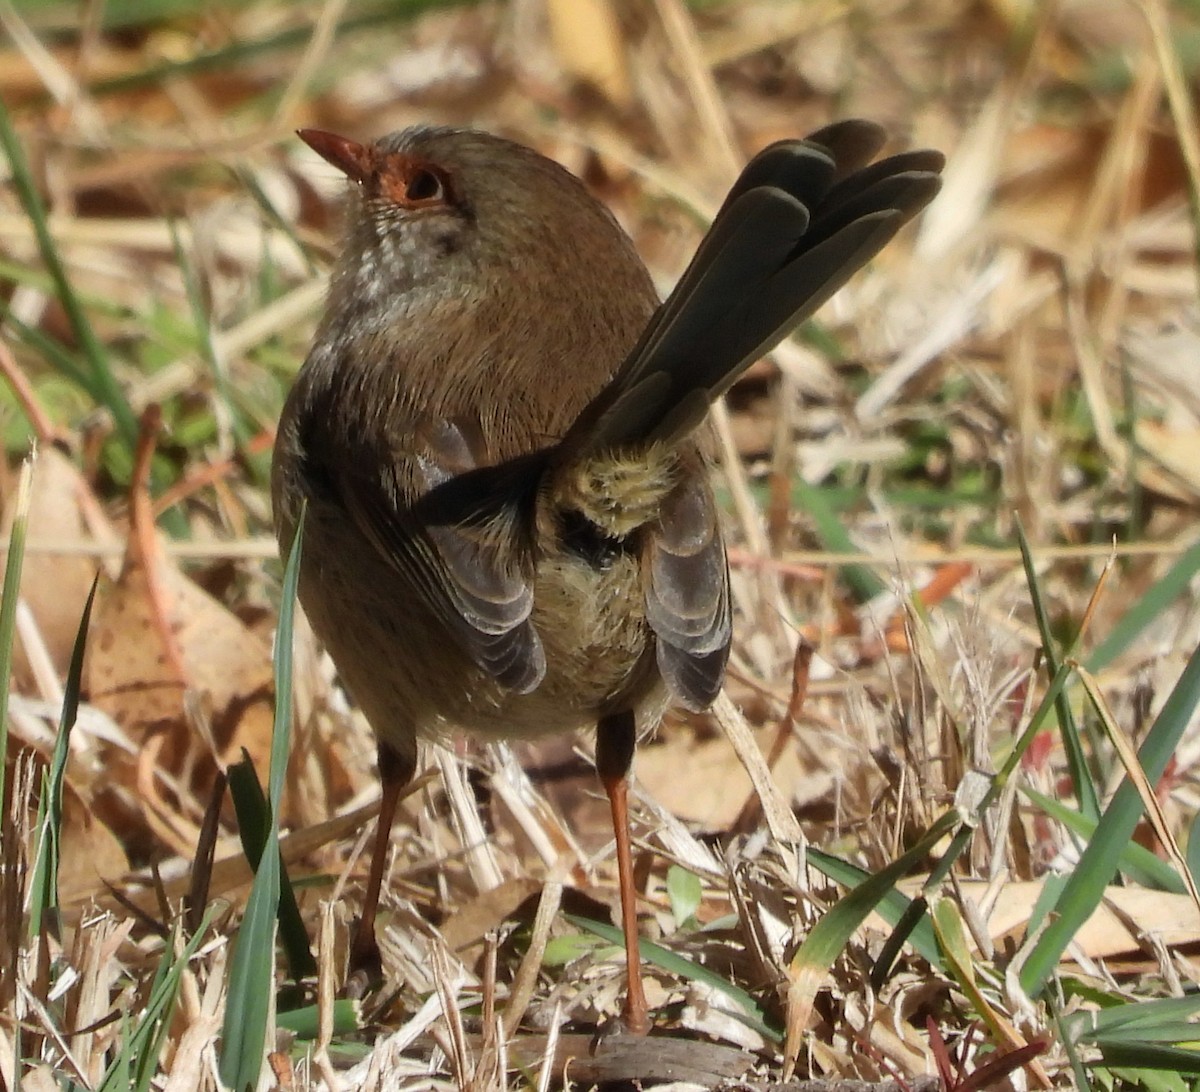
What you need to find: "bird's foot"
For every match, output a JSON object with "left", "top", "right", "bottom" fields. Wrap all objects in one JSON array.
[
  {"left": 345, "top": 924, "right": 384, "bottom": 1001},
  {"left": 589, "top": 1007, "right": 653, "bottom": 1054}
]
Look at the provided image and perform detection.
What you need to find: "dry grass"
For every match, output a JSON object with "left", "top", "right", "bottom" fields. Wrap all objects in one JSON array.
[{"left": 3, "top": 0, "right": 1200, "bottom": 1088}]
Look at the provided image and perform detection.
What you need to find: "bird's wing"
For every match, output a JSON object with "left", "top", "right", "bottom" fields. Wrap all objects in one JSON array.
[
  {"left": 642, "top": 472, "right": 731, "bottom": 710},
  {"left": 330, "top": 415, "right": 548, "bottom": 694}
]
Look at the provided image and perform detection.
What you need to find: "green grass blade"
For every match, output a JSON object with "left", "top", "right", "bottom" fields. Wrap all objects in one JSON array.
[
  {"left": 928, "top": 894, "right": 1011, "bottom": 1045},
  {"left": 665, "top": 864, "right": 701, "bottom": 928},
  {"left": 871, "top": 817, "right": 981, "bottom": 984},
  {"left": 220, "top": 834, "right": 281, "bottom": 1091},
  {"left": 1097, "top": 1043, "right": 1200, "bottom": 1073},
  {"left": 790, "top": 476, "right": 885, "bottom": 601},
  {"left": 1016, "top": 521, "right": 1099, "bottom": 821},
  {"left": 235, "top": 166, "right": 318, "bottom": 280},
  {"left": 267, "top": 516, "right": 301, "bottom": 808},
  {"left": 993, "top": 661, "right": 1076, "bottom": 786},
  {"left": 89, "top": 0, "right": 483, "bottom": 97},
  {"left": 1020, "top": 871, "right": 1069, "bottom": 942},
  {"left": 1188, "top": 809, "right": 1200, "bottom": 888},
  {"left": 27, "top": 574, "right": 98, "bottom": 942},
  {"left": 1090, "top": 1023, "right": 1200, "bottom": 1044},
  {"left": 1052, "top": 997, "right": 1097, "bottom": 1092},
  {"left": 227, "top": 755, "right": 316, "bottom": 979},
  {"left": 789, "top": 807, "right": 962, "bottom": 981},
  {"left": 1070, "top": 993, "right": 1200, "bottom": 1035},
  {"left": 1022, "top": 785, "right": 1184, "bottom": 892},
  {"left": 1, "top": 312, "right": 98, "bottom": 398},
  {"left": 782, "top": 807, "right": 968, "bottom": 1059},
  {"left": 805, "top": 849, "right": 941, "bottom": 967},
  {"left": 218, "top": 504, "right": 304, "bottom": 1090},
  {"left": 0, "top": 452, "right": 34, "bottom": 822},
  {"left": 276, "top": 999, "right": 361, "bottom": 1040},
  {"left": 100, "top": 1014, "right": 132, "bottom": 1092},
  {"left": 1086, "top": 539, "right": 1200, "bottom": 672},
  {"left": 0, "top": 99, "right": 138, "bottom": 446},
  {"left": 97, "top": 907, "right": 216, "bottom": 1092},
  {"left": 166, "top": 218, "right": 253, "bottom": 452},
  {"left": 227, "top": 758, "right": 270, "bottom": 867},
  {"left": 1019, "top": 640, "right": 1200, "bottom": 995}
]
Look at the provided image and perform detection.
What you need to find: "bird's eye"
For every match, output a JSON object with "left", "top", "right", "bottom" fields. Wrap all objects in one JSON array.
[{"left": 405, "top": 168, "right": 444, "bottom": 203}]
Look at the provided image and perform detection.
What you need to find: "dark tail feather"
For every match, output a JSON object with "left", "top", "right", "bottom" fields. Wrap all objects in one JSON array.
[
  {"left": 562, "top": 123, "right": 944, "bottom": 457},
  {"left": 717, "top": 119, "right": 886, "bottom": 215}
]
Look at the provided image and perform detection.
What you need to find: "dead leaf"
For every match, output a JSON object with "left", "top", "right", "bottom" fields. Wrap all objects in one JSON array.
[
  {"left": 545, "top": 0, "right": 632, "bottom": 108},
  {"left": 638, "top": 721, "right": 805, "bottom": 830},
  {"left": 58, "top": 780, "right": 130, "bottom": 904},
  {"left": 893, "top": 878, "right": 1200, "bottom": 962},
  {"left": 1, "top": 446, "right": 117, "bottom": 691}
]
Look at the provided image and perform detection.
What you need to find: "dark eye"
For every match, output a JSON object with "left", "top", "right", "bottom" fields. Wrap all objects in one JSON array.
[{"left": 405, "top": 168, "right": 444, "bottom": 202}]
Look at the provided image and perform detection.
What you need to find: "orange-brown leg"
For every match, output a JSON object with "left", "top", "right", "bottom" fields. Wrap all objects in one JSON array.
[
  {"left": 596, "top": 709, "right": 649, "bottom": 1036},
  {"left": 349, "top": 742, "right": 415, "bottom": 976}
]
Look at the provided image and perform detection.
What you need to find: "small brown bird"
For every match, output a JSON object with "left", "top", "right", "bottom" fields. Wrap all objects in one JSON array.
[{"left": 273, "top": 121, "right": 942, "bottom": 1033}]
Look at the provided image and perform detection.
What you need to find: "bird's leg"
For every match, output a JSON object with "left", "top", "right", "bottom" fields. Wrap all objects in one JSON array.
[
  {"left": 595, "top": 709, "right": 649, "bottom": 1036},
  {"left": 349, "top": 741, "right": 415, "bottom": 977}
]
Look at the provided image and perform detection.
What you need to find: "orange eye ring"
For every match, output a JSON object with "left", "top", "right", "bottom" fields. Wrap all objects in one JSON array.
[
  {"left": 404, "top": 168, "right": 444, "bottom": 203},
  {"left": 379, "top": 159, "right": 453, "bottom": 209}
]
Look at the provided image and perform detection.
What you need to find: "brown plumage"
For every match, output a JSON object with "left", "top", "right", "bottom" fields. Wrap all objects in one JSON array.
[{"left": 272, "top": 121, "right": 943, "bottom": 1032}]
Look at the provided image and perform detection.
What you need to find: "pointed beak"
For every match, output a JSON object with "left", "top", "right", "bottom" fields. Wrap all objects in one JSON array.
[{"left": 296, "top": 129, "right": 372, "bottom": 184}]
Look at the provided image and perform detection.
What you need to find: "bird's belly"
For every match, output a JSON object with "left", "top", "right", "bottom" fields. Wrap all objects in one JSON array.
[
  {"left": 502, "top": 551, "right": 666, "bottom": 734},
  {"left": 298, "top": 527, "right": 665, "bottom": 751}
]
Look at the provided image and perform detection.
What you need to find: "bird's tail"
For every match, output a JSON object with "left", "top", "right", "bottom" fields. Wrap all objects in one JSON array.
[{"left": 559, "top": 120, "right": 944, "bottom": 461}]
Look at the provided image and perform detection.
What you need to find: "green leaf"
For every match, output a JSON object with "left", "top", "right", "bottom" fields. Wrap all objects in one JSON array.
[
  {"left": 1098, "top": 1044, "right": 1200, "bottom": 1075},
  {"left": 276, "top": 1000, "right": 361, "bottom": 1040},
  {"left": 28, "top": 574, "right": 98, "bottom": 942},
  {"left": 1022, "top": 785, "right": 1185, "bottom": 892},
  {"left": 1070, "top": 993, "right": 1200, "bottom": 1037},
  {"left": 790, "top": 808, "right": 961, "bottom": 986},
  {"left": 97, "top": 910, "right": 216, "bottom": 1092},
  {"left": 1019, "top": 639, "right": 1200, "bottom": 995},
  {"left": 805, "top": 849, "right": 940, "bottom": 968},
  {"left": 0, "top": 97, "right": 138, "bottom": 446},
  {"left": 0, "top": 452, "right": 33, "bottom": 822},
  {"left": 1086, "top": 539, "right": 1200, "bottom": 672},
  {"left": 218, "top": 505, "right": 304, "bottom": 1090},
  {"left": 1017, "top": 521, "right": 1099, "bottom": 821},
  {"left": 220, "top": 842, "right": 282, "bottom": 1091},
  {"left": 227, "top": 756, "right": 316, "bottom": 979},
  {"left": 666, "top": 865, "right": 702, "bottom": 929},
  {"left": 541, "top": 932, "right": 606, "bottom": 967}
]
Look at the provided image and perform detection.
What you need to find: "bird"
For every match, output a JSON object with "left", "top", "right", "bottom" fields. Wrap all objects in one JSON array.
[{"left": 272, "top": 119, "right": 943, "bottom": 1034}]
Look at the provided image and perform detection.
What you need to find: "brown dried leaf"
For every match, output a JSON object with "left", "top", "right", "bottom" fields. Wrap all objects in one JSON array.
[
  {"left": 1133, "top": 418, "right": 1200, "bottom": 500},
  {"left": 545, "top": 0, "right": 632, "bottom": 108},
  {"left": 88, "top": 562, "right": 186, "bottom": 740},
  {"left": 889, "top": 879, "right": 1200, "bottom": 961},
  {"left": 58, "top": 781, "right": 129, "bottom": 904},
  {"left": 638, "top": 721, "right": 806, "bottom": 830},
  {"left": 439, "top": 876, "right": 543, "bottom": 953},
  {"left": 2, "top": 447, "right": 117, "bottom": 690},
  {"left": 88, "top": 558, "right": 274, "bottom": 769}
]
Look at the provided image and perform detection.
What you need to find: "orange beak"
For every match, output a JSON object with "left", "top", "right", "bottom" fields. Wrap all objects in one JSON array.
[{"left": 296, "top": 129, "right": 372, "bottom": 184}]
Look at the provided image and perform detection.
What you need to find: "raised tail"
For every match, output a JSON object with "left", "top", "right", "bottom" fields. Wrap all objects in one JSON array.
[{"left": 562, "top": 120, "right": 944, "bottom": 458}]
